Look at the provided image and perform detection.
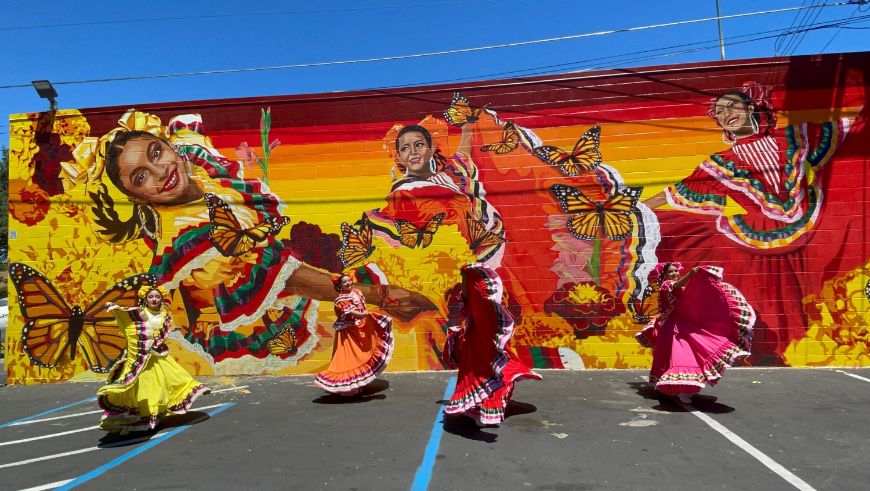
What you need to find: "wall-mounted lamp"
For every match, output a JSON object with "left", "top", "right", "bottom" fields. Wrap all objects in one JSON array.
[{"left": 31, "top": 80, "right": 58, "bottom": 112}]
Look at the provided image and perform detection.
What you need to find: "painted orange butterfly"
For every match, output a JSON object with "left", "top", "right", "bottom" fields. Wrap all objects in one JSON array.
[
  {"left": 9, "top": 263, "right": 157, "bottom": 373},
  {"left": 481, "top": 121, "right": 520, "bottom": 155},
  {"left": 465, "top": 212, "right": 506, "bottom": 255},
  {"left": 628, "top": 285, "right": 660, "bottom": 325},
  {"left": 395, "top": 212, "right": 446, "bottom": 249},
  {"left": 550, "top": 184, "right": 639, "bottom": 241},
  {"left": 266, "top": 328, "right": 298, "bottom": 356},
  {"left": 534, "top": 126, "right": 602, "bottom": 176},
  {"left": 205, "top": 193, "right": 291, "bottom": 257},
  {"left": 339, "top": 218, "right": 375, "bottom": 268},
  {"left": 443, "top": 92, "right": 487, "bottom": 127}
]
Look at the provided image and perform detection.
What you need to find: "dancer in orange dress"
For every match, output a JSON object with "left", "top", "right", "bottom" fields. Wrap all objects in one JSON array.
[{"left": 314, "top": 274, "right": 394, "bottom": 396}]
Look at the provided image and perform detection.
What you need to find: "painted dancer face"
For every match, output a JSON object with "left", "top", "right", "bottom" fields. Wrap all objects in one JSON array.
[
  {"left": 114, "top": 135, "right": 200, "bottom": 205},
  {"left": 713, "top": 94, "right": 756, "bottom": 139},
  {"left": 396, "top": 130, "right": 435, "bottom": 178}
]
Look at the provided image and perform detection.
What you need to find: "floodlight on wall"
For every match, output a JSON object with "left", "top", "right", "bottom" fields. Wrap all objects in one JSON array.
[{"left": 32, "top": 80, "right": 58, "bottom": 112}]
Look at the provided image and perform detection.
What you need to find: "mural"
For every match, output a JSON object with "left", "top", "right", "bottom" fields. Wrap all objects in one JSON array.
[{"left": 5, "top": 53, "right": 870, "bottom": 384}]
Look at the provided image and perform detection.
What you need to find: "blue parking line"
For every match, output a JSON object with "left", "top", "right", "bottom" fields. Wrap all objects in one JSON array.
[
  {"left": 410, "top": 376, "right": 457, "bottom": 491},
  {"left": 0, "top": 397, "right": 94, "bottom": 429},
  {"left": 56, "top": 402, "right": 236, "bottom": 490}
]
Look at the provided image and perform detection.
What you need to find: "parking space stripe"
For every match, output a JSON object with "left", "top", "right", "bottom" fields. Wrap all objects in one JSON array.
[
  {"left": 209, "top": 385, "right": 250, "bottom": 394},
  {"left": 0, "top": 445, "right": 105, "bottom": 469},
  {"left": 0, "top": 398, "right": 94, "bottom": 430},
  {"left": 835, "top": 369, "right": 870, "bottom": 383},
  {"left": 0, "top": 426, "right": 99, "bottom": 447},
  {"left": 55, "top": 402, "right": 236, "bottom": 491},
  {"left": 18, "top": 479, "right": 74, "bottom": 491},
  {"left": 10, "top": 410, "right": 103, "bottom": 427},
  {"left": 410, "top": 376, "right": 457, "bottom": 491},
  {"left": 677, "top": 401, "right": 816, "bottom": 491}
]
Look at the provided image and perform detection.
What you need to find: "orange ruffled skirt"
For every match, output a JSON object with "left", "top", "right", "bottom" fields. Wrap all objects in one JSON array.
[{"left": 315, "top": 313, "right": 394, "bottom": 394}]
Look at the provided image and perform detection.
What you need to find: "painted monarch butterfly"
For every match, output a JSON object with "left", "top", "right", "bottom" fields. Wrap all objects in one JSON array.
[
  {"left": 443, "top": 92, "right": 487, "bottom": 127},
  {"left": 339, "top": 219, "right": 375, "bottom": 268},
  {"left": 395, "top": 212, "right": 446, "bottom": 249},
  {"left": 534, "top": 126, "right": 602, "bottom": 176},
  {"left": 628, "top": 285, "right": 660, "bottom": 325},
  {"left": 465, "top": 212, "right": 506, "bottom": 255},
  {"left": 266, "top": 328, "right": 298, "bottom": 356},
  {"left": 550, "top": 183, "right": 640, "bottom": 241},
  {"left": 481, "top": 121, "right": 520, "bottom": 155},
  {"left": 205, "top": 193, "right": 291, "bottom": 257},
  {"left": 9, "top": 262, "right": 158, "bottom": 373}
]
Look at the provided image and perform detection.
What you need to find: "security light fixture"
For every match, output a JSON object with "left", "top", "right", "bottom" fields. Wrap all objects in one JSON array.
[{"left": 32, "top": 80, "right": 58, "bottom": 111}]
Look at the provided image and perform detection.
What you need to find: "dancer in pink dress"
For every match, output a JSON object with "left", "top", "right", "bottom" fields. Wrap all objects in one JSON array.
[{"left": 636, "top": 262, "right": 755, "bottom": 397}]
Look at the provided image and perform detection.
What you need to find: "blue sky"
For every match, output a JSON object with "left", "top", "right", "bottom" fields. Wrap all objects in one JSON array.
[{"left": 1, "top": 0, "right": 869, "bottom": 137}]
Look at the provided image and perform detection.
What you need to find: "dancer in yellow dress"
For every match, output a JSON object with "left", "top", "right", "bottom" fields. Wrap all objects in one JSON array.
[{"left": 97, "top": 285, "right": 210, "bottom": 434}]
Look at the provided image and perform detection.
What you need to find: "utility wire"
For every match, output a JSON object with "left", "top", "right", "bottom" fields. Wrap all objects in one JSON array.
[
  {"left": 0, "top": 2, "right": 857, "bottom": 90},
  {"left": 366, "top": 13, "right": 870, "bottom": 92},
  {"left": 0, "top": 0, "right": 502, "bottom": 32},
  {"left": 2, "top": 13, "right": 867, "bottom": 137},
  {"left": 820, "top": 3, "right": 860, "bottom": 51},
  {"left": 785, "top": 0, "right": 826, "bottom": 55}
]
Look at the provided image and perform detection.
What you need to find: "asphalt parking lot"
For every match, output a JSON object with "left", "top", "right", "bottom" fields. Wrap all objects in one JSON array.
[{"left": 1, "top": 368, "right": 869, "bottom": 490}]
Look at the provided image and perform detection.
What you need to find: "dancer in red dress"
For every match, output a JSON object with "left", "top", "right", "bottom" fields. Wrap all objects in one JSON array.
[
  {"left": 443, "top": 264, "right": 542, "bottom": 426},
  {"left": 636, "top": 262, "right": 755, "bottom": 398}
]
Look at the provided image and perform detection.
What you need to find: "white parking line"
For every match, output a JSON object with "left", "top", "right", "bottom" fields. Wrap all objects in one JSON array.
[
  {"left": 0, "top": 445, "right": 104, "bottom": 469},
  {"left": 0, "top": 426, "right": 99, "bottom": 447},
  {"left": 209, "top": 385, "right": 249, "bottom": 394},
  {"left": 835, "top": 369, "right": 870, "bottom": 383},
  {"left": 9, "top": 410, "right": 103, "bottom": 427},
  {"left": 18, "top": 479, "right": 73, "bottom": 491},
  {"left": 4, "top": 400, "right": 234, "bottom": 431},
  {"left": 677, "top": 400, "right": 816, "bottom": 491}
]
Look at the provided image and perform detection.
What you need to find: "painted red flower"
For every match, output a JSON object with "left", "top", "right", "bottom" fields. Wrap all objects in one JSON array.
[
  {"left": 9, "top": 180, "right": 50, "bottom": 226},
  {"left": 544, "top": 282, "right": 625, "bottom": 338}
]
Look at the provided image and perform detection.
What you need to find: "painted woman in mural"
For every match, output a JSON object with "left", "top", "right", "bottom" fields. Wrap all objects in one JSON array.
[
  {"left": 83, "top": 110, "right": 435, "bottom": 365},
  {"left": 644, "top": 81, "right": 867, "bottom": 364},
  {"left": 314, "top": 273, "right": 394, "bottom": 396},
  {"left": 365, "top": 109, "right": 505, "bottom": 267},
  {"left": 97, "top": 285, "right": 210, "bottom": 434},
  {"left": 635, "top": 262, "right": 753, "bottom": 399}
]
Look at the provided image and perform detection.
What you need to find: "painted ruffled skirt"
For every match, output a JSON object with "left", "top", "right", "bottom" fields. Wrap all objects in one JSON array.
[
  {"left": 443, "top": 265, "right": 542, "bottom": 425},
  {"left": 636, "top": 266, "right": 755, "bottom": 395},
  {"left": 314, "top": 313, "right": 394, "bottom": 393}
]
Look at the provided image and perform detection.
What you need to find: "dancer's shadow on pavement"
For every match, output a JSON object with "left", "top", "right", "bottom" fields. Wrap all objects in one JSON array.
[
  {"left": 312, "top": 379, "right": 390, "bottom": 404},
  {"left": 97, "top": 411, "right": 211, "bottom": 448},
  {"left": 439, "top": 400, "right": 537, "bottom": 442},
  {"left": 628, "top": 382, "right": 734, "bottom": 414}
]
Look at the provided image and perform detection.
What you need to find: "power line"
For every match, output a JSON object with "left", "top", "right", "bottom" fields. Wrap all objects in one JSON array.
[
  {"left": 820, "top": 4, "right": 860, "bottom": 52},
  {"left": 2, "top": 11, "right": 865, "bottom": 137},
  {"left": 0, "top": 2, "right": 856, "bottom": 90},
  {"left": 364, "top": 12, "right": 870, "bottom": 92},
  {"left": 785, "top": 0, "right": 826, "bottom": 55},
  {"left": 0, "top": 0, "right": 502, "bottom": 32}
]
